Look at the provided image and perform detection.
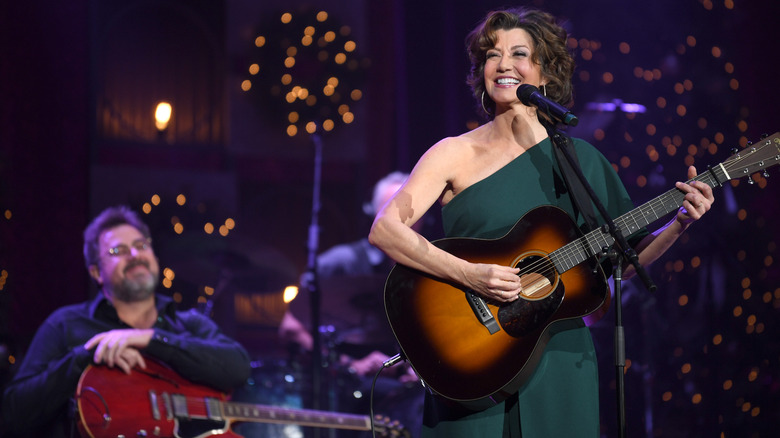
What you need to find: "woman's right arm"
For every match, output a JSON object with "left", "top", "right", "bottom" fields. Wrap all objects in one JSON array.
[{"left": 368, "top": 139, "right": 523, "bottom": 303}]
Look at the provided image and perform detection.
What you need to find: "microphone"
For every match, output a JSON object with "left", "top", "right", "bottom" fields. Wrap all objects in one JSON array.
[{"left": 516, "top": 84, "right": 579, "bottom": 127}]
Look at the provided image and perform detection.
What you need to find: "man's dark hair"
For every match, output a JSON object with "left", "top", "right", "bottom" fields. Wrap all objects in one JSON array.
[{"left": 83, "top": 205, "right": 151, "bottom": 269}]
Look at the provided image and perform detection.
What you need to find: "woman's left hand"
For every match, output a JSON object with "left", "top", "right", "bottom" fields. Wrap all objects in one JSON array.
[{"left": 675, "top": 165, "right": 715, "bottom": 227}]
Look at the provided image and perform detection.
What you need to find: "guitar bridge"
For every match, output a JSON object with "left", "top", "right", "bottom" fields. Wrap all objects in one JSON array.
[{"left": 465, "top": 291, "right": 500, "bottom": 334}]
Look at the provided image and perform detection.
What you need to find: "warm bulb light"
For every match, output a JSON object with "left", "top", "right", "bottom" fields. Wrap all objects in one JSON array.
[
  {"left": 283, "top": 286, "right": 299, "bottom": 304},
  {"left": 155, "top": 102, "right": 172, "bottom": 131}
]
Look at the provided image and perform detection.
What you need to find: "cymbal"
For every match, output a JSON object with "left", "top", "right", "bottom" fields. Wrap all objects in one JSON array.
[
  {"left": 333, "top": 326, "right": 398, "bottom": 356},
  {"left": 321, "top": 274, "right": 386, "bottom": 309}
]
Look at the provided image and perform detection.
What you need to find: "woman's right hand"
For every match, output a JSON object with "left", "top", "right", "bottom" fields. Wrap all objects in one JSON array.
[{"left": 464, "top": 263, "right": 523, "bottom": 303}]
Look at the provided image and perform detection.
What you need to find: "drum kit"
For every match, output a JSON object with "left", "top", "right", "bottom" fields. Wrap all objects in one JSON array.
[
  {"left": 288, "top": 274, "right": 396, "bottom": 353},
  {"left": 230, "top": 273, "right": 399, "bottom": 438},
  {"left": 169, "top": 244, "right": 397, "bottom": 437}
]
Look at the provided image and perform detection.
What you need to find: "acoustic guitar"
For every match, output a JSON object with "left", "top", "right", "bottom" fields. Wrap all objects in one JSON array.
[
  {"left": 76, "top": 357, "right": 409, "bottom": 438},
  {"left": 384, "top": 132, "right": 780, "bottom": 409}
]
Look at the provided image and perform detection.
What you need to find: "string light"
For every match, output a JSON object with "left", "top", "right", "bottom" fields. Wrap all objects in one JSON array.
[
  {"left": 243, "top": 8, "right": 367, "bottom": 138},
  {"left": 556, "top": 5, "right": 780, "bottom": 436}
]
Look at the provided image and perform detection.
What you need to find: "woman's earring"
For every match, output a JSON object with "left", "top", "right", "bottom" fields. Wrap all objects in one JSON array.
[
  {"left": 481, "top": 91, "right": 491, "bottom": 115},
  {"left": 542, "top": 84, "right": 547, "bottom": 97}
]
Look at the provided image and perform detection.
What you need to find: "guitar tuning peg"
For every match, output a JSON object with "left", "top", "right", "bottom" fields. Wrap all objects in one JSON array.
[
  {"left": 747, "top": 177, "right": 755, "bottom": 184},
  {"left": 730, "top": 147, "right": 740, "bottom": 155},
  {"left": 760, "top": 133, "right": 769, "bottom": 139},
  {"left": 764, "top": 170, "right": 770, "bottom": 178}
]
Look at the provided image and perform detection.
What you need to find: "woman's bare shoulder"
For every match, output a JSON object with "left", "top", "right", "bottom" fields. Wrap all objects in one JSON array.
[{"left": 425, "top": 126, "right": 488, "bottom": 160}]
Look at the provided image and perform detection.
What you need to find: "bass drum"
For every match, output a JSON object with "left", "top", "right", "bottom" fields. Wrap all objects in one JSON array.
[{"left": 230, "top": 359, "right": 307, "bottom": 438}]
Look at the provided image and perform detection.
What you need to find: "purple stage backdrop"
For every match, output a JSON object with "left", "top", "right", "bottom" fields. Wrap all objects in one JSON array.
[{"left": 2, "top": 1, "right": 779, "bottom": 436}]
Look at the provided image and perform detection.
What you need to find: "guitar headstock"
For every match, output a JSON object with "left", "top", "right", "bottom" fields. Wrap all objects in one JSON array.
[
  {"left": 373, "top": 414, "right": 411, "bottom": 438},
  {"left": 721, "top": 132, "right": 780, "bottom": 183}
]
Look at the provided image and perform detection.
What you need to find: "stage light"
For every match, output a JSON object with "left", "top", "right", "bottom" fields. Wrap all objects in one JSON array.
[
  {"left": 154, "top": 101, "right": 172, "bottom": 131},
  {"left": 283, "top": 286, "right": 299, "bottom": 303}
]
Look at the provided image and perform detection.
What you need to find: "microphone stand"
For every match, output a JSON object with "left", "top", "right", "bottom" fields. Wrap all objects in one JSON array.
[
  {"left": 306, "top": 132, "right": 324, "bottom": 438},
  {"left": 539, "top": 117, "right": 656, "bottom": 438}
]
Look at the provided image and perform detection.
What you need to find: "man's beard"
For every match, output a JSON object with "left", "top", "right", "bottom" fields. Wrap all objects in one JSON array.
[{"left": 111, "top": 262, "right": 159, "bottom": 303}]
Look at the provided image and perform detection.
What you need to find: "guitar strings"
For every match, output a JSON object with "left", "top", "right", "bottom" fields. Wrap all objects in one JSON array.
[
  {"left": 511, "top": 170, "right": 720, "bottom": 283},
  {"left": 515, "top": 140, "right": 771, "bottom": 283}
]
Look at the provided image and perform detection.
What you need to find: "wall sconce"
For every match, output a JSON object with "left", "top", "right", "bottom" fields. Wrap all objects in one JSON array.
[{"left": 154, "top": 101, "right": 172, "bottom": 131}]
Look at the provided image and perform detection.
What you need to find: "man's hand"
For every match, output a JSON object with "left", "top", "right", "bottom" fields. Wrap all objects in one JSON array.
[
  {"left": 84, "top": 329, "right": 154, "bottom": 374},
  {"left": 348, "top": 350, "right": 392, "bottom": 376}
]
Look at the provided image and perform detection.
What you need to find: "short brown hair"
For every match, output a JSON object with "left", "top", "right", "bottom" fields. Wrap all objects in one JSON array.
[{"left": 465, "top": 7, "right": 575, "bottom": 119}]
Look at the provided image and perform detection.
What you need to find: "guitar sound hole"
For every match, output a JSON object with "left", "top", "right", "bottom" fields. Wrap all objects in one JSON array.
[
  {"left": 515, "top": 254, "right": 556, "bottom": 300},
  {"left": 498, "top": 254, "right": 563, "bottom": 337}
]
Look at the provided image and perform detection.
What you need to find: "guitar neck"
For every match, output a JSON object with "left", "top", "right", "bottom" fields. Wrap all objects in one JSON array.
[
  {"left": 220, "top": 400, "right": 373, "bottom": 431},
  {"left": 550, "top": 163, "right": 729, "bottom": 273}
]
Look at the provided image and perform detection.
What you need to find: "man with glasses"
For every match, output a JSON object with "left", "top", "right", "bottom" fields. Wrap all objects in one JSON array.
[{"left": 1, "top": 205, "right": 252, "bottom": 437}]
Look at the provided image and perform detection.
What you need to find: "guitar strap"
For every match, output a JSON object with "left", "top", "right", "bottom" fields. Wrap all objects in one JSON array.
[{"left": 551, "top": 135, "right": 600, "bottom": 233}]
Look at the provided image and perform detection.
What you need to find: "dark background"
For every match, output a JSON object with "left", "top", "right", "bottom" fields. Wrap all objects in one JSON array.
[{"left": 2, "top": 0, "right": 779, "bottom": 436}]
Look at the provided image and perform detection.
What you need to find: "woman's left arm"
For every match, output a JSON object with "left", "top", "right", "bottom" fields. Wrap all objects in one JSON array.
[{"left": 624, "top": 165, "right": 715, "bottom": 278}]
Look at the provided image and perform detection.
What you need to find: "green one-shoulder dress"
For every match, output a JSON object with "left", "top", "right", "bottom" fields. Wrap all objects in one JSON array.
[{"left": 420, "top": 137, "right": 647, "bottom": 437}]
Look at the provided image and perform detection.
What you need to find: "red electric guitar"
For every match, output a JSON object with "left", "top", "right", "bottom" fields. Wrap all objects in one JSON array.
[
  {"left": 76, "top": 358, "right": 409, "bottom": 438},
  {"left": 384, "top": 132, "right": 780, "bottom": 409}
]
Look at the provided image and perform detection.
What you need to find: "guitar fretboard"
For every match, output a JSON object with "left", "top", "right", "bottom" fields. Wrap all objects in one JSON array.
[
  {"left": 550, "top": 164, "right": 729, "bottom": 273},
  {"left": 220, "top": 401, "right": 372, "bottom": 431}
]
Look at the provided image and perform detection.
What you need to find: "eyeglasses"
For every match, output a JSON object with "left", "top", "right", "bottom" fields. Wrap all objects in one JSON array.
[{"left": 106, "top": 239, "right": 152, "bottom": 257}]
